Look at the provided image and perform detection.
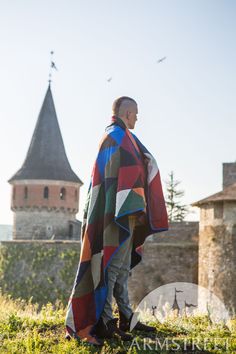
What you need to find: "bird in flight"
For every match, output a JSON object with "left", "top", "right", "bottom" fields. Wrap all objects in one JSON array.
[
  {"left": 107, "top": 77, "right": 112, "bottom": 82},
  {"left": 157, "top": 56, "right": 167, "bottom": 63}
]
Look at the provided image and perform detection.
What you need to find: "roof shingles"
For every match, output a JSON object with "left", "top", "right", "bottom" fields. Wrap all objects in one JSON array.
[
  {"left": 8, "top": 85, "right": 82, "bottom": 184},
  {"left": 192, "top": 182, "right": 236, "bottom": 206}
]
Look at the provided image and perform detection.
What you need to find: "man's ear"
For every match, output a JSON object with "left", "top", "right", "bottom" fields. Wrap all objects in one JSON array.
[{"left": 126, "top": 112, "right": 129, "bottom": 120}]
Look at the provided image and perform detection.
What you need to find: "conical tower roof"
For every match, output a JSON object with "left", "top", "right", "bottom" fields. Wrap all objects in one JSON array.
[{"left": 9, "top": 85, "right": 82, "bottom": 184}]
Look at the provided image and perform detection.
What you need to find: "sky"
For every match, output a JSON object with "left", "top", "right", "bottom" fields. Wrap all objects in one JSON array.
[{"left": 0, "top": 0, "right": 235, "bottom": 225}]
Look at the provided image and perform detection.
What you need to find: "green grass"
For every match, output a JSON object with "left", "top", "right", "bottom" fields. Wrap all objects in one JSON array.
[{"left": 0, "top": 293, "right": 235, "bottom": 353}]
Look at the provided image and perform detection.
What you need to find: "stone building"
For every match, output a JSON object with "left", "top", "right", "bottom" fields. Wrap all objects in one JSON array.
[
  {"left": 192, "top": 162, "right": 236, "bottom": 316},
  {"left": 8, "top": 85, "right": 83, "bottom": 240}
]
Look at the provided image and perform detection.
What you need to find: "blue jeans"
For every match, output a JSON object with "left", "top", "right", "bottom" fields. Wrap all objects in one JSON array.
[{"left": 101, "top": 216, "right": 137, "bottom": 323}]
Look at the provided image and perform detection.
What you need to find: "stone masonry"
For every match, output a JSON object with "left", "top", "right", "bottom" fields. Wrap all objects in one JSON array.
[
  {"left": 193, "top": 162, "right": 236, "bottom": 317},
  {"left": 128, "top": 222, "right": 199, "bottom": 304},
  {"left": 0, "top": 222, "right": 198, "bottom": 308},
  {"left": 11, "top": 180, "right": 80, "bottom": 239}
]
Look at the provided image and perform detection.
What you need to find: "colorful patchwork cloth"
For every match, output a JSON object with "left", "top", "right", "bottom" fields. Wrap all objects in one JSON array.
[{"left": 65, "top": 116, "right": 168, "bottom": 342}]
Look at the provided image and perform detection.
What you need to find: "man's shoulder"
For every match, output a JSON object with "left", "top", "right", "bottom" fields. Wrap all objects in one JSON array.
[{"left": 101, "top": 124, "right": 126, "bottom": 147}]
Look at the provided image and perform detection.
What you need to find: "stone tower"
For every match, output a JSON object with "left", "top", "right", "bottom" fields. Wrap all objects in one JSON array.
[
  {"left": 8, "top": 85, "right": 83, "bottom": 240},
  {"left": 192, "top": 162, "right": 236, "bottom": 316}
]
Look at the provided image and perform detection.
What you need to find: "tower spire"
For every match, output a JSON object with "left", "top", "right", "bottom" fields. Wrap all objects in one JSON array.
[{"left": 8, "top": 86, "right": 82, "bottom": 184}]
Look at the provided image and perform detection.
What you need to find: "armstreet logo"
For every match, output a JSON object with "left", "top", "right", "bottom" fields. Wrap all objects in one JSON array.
[{"left": 129, "top": 282, "right": 233, "bottom": 351}]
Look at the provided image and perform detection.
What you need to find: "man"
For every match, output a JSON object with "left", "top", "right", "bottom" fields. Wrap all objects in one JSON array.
[{"left": 65, "top": 97, "right": 168, "bottom": 346}]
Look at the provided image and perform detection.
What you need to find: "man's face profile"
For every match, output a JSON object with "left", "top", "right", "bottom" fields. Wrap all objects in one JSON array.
[{"left": 126, "top": 103, "right": 138, "bottom": 130}]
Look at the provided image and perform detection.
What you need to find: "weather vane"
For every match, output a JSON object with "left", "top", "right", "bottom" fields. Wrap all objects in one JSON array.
[{"left": 48, "top": 50, "right": 58, "bottom": 84}]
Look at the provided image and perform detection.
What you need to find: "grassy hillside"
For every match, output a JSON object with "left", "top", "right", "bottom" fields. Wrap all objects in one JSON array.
[{"left": 0, "top": 292, "right": 235, "bottom": 353}]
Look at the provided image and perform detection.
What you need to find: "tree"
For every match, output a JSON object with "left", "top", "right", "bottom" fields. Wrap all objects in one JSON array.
[{"left": 165, "top": 171, "right": 188, "bottom": 222}]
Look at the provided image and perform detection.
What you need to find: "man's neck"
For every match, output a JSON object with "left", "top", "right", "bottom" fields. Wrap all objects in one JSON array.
[
  {"left": 111, "top": 115, "right": 127, "bottom": 129},
  {"left": 116, "top": 115, "right": 128, "bottom": 128}
]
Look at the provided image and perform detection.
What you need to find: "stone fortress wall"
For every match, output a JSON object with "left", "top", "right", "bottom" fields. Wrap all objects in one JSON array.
[
  {"left": 0, "top": 222, "right": 198, "bottom": 307},
  {"left": 128, "top": 222, "right": 199, "bottom": 304}
]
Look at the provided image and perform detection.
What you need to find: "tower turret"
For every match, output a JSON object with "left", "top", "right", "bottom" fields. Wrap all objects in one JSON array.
[
  {"left": 8, "top": 85, "right": 83, "bottom": 240},
  {"left": 192, "top": 162, "right": 236, "bottom": 316}
]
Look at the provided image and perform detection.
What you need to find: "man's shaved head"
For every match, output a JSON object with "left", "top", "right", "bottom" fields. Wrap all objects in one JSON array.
[
  {"left": 112, "top": 96, "right": 137, "bottom": 117},
  {"left": 112, "top": 96, "right": 138, "bottom": 130}
]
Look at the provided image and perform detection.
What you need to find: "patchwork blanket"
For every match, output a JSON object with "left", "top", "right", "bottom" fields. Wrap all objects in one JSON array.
[{"left": 65, "top": 116, "right": 168, "bottom": 342}]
